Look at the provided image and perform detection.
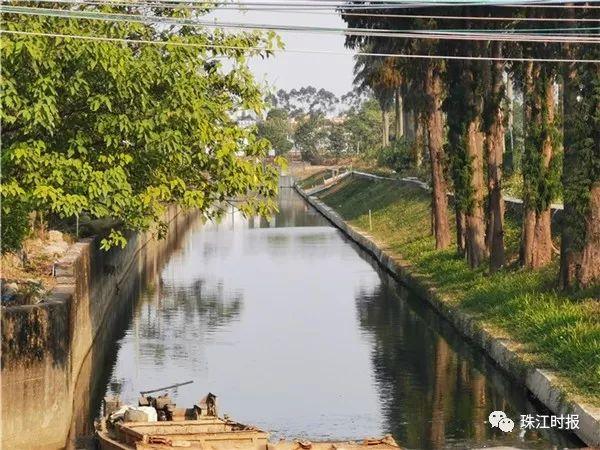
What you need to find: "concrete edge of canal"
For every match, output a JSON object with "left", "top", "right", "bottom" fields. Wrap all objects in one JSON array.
[
  {"left": 1, "top": 205, "right": 200, "bottom": 450},
  {"left": 294, "top": 183, "right": 600, "bottom": 448}
]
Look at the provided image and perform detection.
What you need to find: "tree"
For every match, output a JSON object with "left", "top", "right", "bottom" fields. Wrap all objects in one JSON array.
[
  {"left": 423, "top": 60, "right": 452, "bottom": 250},
  {"left": 340, "top": 88, "right": 370, "bottom": 112},
  {"left": 342, "top": 98, "right": 383, "bottom": 154},
  {"left": 256, "top": 108, "right": 293, "bottom": 155},
  {"left": 293, "top": 114, "right": 329, "bottom": 163},
  {"left": 484, "top": 42, "right": 507, "bottom": 272},
  {"left": 445, "top": 58, "right": 471, "bottom": 258},
  {"left": 268, "top": 86, "right": 339, "bottom": 117},
  {"left": 441, "top": 6, "right": 500, "bottom": 270},
  {"left": 1, "top": 11, "right": 283, "bottom": 250},
  {"left": 457, "top": 55, "right": 488, "bottom": 269},
  {"left": 327, "top": 123, "right": 351, "bottom": 156},
  {"left": 342, "top": 9, "right": 451, "bottom": 250},
  {"left": 520, "top": 61, "right": 561, "bottom": 269},
  {"left": 502, "top": 7, "right": 562, "bottom": 270},
  {"left": 559, "top": 5, "right": 600, "bottom": 290},
  {"left": 353, "top": 53, "right": 395, "bottom": 148}
]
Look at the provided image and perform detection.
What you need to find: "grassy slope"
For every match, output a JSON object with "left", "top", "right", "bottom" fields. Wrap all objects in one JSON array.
[
  {"left": 297, "top": 169, "right": 331, "bottom": 190},
  {"left": 318, "top": 176, "right": 600, "bottom": 404}
]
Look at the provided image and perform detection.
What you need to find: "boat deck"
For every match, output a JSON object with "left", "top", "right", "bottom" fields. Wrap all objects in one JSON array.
[{"left": 98, "top": 418, "right": 399, "bottom": 449}]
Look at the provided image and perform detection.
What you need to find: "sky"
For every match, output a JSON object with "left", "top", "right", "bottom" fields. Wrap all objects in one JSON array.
[{"left": 205, "top": 6, "right": 356, "bottom": 97}]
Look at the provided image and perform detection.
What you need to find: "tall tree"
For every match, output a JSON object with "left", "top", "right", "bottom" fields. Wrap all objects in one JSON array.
[
  {"left": 268, "top": 86, "right": 339, "bottom": 118},
  {"left": 518, "top": 63, "right": 561, "bottom": 268},
  {"left": 513, "top": 8, "right": 562, "bottom": 269},
  {"left": 445, "top": 58, "right": 470, "bottom": 257},
  {"left": 343, "top": 9, "right": 452, "bottom": 250},
  {"left": 442, "top": 21, "right": 489, "bottom": 268},
  {"left": 559, "top": 4, "right": 600, "bottom": 289},
  {"left": 353, "top": 53, "right": 395, "bottom": 147},
  {"left": 483, "top": 41, "right": 507, "bottom": 272},
  {"left": 423, "top": 59, "right": 452, "bottom": 250}
]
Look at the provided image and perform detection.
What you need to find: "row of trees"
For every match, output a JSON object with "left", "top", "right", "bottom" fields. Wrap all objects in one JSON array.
[
  {"left": 342, "top": 4, "right": 599, "bottom": 290},
  {"left": 256, "top": 86, "right": 383, "bottom": 162},
  {"left": 1, "top": 6, "right": 283, "bottom": 251}
]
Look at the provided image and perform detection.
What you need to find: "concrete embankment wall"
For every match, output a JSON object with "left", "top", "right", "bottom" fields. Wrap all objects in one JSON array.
[
  {"left": 295, "top": 177, "right": 599, "bottom": 447},
  {"left": 1, "top": 206, "right": 199, "bottom": 450},
  {"left": 350, "top": 170, "right": 564, "bottom": 217}
]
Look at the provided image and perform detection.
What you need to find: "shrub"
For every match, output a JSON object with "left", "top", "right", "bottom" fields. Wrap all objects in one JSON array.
[
  {"left": 378, "top": 138, "right": 413, "bottom": 172},
  {"left": 1, "top": 198, "right": 30, "bottom": 253}
]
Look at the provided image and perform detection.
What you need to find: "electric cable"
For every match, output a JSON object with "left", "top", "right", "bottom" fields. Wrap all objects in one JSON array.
[
  {"left": 4, "top": 5, "right": 599, "bottom": 42},
  {"left": 3, "top": 29, "right": 599, "bottom": 62}
]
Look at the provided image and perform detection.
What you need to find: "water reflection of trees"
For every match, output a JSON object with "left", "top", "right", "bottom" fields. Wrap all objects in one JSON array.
[
  {"left": 133, "top": 278, "right": 243, "bottom": 367},
  {"left": 354, "top": 276, "right": 581, "bottom": 449},
  {"left": 247, "top": 188, "right": 327, "bottom": 229}
]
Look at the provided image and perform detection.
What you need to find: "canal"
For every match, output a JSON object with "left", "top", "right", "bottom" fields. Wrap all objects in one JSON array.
[{"left": 93, "top": 188, "right": 581, "bottom": 449}]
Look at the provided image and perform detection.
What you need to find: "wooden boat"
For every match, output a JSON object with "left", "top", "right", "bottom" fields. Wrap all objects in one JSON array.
[{"left": 96, "top": 392, "right": 400, "bottom": 450}]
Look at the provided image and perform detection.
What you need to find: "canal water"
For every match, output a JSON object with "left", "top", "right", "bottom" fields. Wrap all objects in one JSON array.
[{"left": 98, "top": 188, "right": 582, "bottom": 449}]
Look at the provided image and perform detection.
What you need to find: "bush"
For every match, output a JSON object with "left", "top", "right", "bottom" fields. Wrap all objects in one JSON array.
[
  {"left": 378, "top": 138, "right": 413, "bottom": 172},
  {"left": 1, "top": 199, "right": 30, "bottom": 253}
]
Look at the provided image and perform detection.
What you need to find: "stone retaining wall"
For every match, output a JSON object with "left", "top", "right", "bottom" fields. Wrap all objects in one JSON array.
[
  {"left": 1, "top": 206, "right": 199, "bottom": 450},
  {"left": 295, "top": 182, "right": 599, "bottom": 447}
]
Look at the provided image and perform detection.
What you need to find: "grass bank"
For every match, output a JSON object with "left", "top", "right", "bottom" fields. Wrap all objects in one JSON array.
[
  {"left": 296, "top": 169, "right": 331, "bottom": 190},
  {"left": 315, "top": 175, "right": 600, "bottom": 405}
]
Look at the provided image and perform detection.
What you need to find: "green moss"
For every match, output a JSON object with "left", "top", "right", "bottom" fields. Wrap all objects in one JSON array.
[{"left": 318, "top": 176, "right": 600, "bottom": 404}]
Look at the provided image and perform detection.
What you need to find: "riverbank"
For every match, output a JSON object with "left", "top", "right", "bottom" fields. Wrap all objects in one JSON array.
[
  {"left": 295, "top": 173, "right": 600, "bottom": 447},
  {"left": 1, "top": 206, "right": 200, "bottom": 450}
]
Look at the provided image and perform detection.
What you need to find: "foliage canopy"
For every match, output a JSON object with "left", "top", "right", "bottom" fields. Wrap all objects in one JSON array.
[{"left": 1, "top": 12, "right": 284, "bottom": 250}]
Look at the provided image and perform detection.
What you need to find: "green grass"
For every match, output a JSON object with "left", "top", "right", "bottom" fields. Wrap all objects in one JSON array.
[
  {"left": 297, "top": 169, "right": 333, "bottom": 189},
  {"left": 318, "top": 176, "right": 600, "bottom": 404}
]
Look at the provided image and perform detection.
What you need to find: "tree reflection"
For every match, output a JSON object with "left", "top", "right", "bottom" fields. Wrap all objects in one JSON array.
[
  {"left": 354, "top": 275, "right": 583, "bottom": 449},
  {"left": 246, "top": 188, "right": 328, "bottom": 229},
  {"left": 130, "top": 278, "right": 243, "bottom": 367}
]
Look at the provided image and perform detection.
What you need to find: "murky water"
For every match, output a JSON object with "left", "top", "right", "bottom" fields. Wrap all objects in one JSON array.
[{"left": 99, "top": 189, "right": 582, "bottom": 449}]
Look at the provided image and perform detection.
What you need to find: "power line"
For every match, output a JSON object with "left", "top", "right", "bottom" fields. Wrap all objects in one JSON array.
[
  {"left": 4, "top": 6, "right": 600, "bottom": 42},
  {"left": 340, "top": 11, "right": 600, "bottom": 22},
  {"left": 8, "top": 0, "right": 600, "bottom": 9},
  {"left": 9, "top": 0, "right": 600, "bottom": 20},
  {"left": 2, "top": 29, "right": 599, "bottom": 62}
]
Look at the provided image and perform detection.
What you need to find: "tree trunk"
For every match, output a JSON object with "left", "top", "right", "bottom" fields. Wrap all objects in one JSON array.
[
  {"left": 560, "top": 183, "right": 600, "bottom": 289},
  {"left": 394, "top": 88, "right": 404, "bottom": 140},
  {"left": 465, "top": 116, "right": 488, "bottom": 268},
  {"left": 521, "top": 63, "right": 554, "bottom": 269},
  {"left": 382, "top": 109, "right": 390, "bottom": 147},
  {"left": 505, "top": 74, "right": 515, "bottom": 175},
  {"left": 559, "top": 57, "right": 600, "bottom": 289},
  {"left": 485, "top": 47, "right": 506, "bottom": 272},
  {"left": 456, "top": 209, "right": 467, "bottom": 257},
  {"left": 415, "top": 112, "right": 425, "bottom": 168},
  {"left": 521, "top": 207, "right": 553, "bottom": 268},
  {"left": 425, "top": 65, "right": 451, "bottom": 250},
  {"left": 411, "top": 109, "right": 417, "bottom": 143}
]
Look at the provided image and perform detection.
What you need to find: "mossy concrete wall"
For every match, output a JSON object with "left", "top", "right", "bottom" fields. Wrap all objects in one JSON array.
[
  {"left": 295, "top": 182, "right": 599, "bottom": 448},
  {"left": 1, "top": 206, "right": 199, "bottom": 450}
]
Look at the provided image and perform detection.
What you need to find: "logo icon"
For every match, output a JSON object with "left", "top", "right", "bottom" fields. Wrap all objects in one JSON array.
[{"left": 489, "top": 411, "right": 515, "bottom": 433}]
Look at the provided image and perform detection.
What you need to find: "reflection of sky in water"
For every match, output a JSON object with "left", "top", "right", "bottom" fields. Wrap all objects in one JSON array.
[{"left": 105, "top": 189, "right": 582, "bottom": 449}]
